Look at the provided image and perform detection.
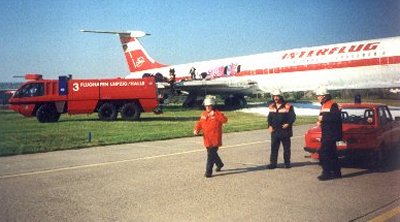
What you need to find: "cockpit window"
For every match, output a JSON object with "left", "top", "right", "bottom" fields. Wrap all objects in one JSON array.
[{"left": 14, "top": 83, "right": 44, "bottom": 98}]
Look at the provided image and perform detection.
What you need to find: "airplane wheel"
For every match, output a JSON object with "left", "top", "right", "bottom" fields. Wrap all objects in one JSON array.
[
  {"left": 98, "top": 103, "right": 117, "bottom": 121},
  {"left": 121, "top": 102, "right": 141, "bottom": 121},
  {"left": 36, "top": 104, "right": 60, "bottom": 123}
]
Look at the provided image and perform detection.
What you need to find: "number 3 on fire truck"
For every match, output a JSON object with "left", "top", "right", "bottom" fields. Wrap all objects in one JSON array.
[{"left": 73, "top": 83, "right": 79, "bottom": 92}]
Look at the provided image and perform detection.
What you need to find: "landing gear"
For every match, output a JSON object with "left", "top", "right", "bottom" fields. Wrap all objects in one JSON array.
[
  {"left": 224, "top": 95, "right": 247, "bottom": 109},
  {"left": 182, "top": 93, "right": 247, "bottom": 109},
  {"left": 183, "top": 92, "right": 199, "bottom": 108}
]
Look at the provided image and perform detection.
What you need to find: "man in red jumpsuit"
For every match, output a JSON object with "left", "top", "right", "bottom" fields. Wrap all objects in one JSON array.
[{"left": 194, "top": 96, "right": 228, "bottom": 178}]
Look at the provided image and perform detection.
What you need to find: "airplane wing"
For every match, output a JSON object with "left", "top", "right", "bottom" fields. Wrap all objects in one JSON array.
[{"left": 171, "top": 78, "right": 259, "bottom": 95}]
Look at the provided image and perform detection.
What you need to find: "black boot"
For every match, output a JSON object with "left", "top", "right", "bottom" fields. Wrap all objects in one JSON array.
[
  {"left": 216, "top": 163, "right": 224, "bottom": 172},
  {"left": 331, "top": 170, "right": 342, "bottom": 179},
  {"left": 317, "top": 172, "right": 332, "bottom": 181}
]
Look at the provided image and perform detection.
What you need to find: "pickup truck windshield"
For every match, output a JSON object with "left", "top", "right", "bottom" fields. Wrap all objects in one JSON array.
[{"left": 341, "top": 108, "right": 375, "bottom": 125}]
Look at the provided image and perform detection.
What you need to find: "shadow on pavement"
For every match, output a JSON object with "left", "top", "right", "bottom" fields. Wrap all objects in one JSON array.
[
  {"left": 212, "top": 161, "right": 319, "bottom": 177},
  {"left": 340, "top": 156, "right": 400, "bottom": 173}
]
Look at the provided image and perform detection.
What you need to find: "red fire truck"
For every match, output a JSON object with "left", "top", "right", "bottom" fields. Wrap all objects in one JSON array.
[{"left": 9, "top": 74, "right": 160, "bottom": 122}]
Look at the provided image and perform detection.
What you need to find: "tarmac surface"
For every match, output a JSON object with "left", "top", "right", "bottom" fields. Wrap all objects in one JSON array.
[{"left": 0, "top": 124, "right": 399, "bottom": 221}]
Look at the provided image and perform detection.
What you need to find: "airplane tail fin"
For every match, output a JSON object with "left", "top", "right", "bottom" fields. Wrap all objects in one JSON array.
[{"left": 80, "top": 30, "right": 167, "bottom": 73}]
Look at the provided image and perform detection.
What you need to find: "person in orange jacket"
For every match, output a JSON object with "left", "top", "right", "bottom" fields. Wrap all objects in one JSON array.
[{"left": 194, "top": 95, "right": 228, "bottom": 178}]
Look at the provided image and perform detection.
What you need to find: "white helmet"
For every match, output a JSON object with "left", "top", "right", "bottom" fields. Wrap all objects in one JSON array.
[
  {"left": 203, "top": 95, "right": 216, "bottom": 106},
  {"left": 315, "top": 86, "right": 330, "bottom": 96},
  {"left": 271, "top": 89, "right": 282, "bottom": 96}
]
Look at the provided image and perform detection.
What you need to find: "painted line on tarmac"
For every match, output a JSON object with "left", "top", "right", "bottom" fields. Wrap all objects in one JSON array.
[
  {"left": 349, "top": 197, "right": 400, "bottom": 222},
  {"left": 368, "top": 206, "right": 400, "bottom": 222},
  {"left": 0, "top": 140, "right": 272, "bottom": 180}
]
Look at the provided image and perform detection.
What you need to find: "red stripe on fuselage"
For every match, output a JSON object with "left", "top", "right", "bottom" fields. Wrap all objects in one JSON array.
[{"left": 238, "top": 56, "right": 400, "bottom": 76}]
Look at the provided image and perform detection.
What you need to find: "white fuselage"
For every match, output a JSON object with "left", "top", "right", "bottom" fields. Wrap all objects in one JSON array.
[{"left": 125, "top": 36, "right": 400, "bottom": 93}]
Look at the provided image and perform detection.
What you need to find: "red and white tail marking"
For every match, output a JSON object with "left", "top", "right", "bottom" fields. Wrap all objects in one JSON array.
[
  {"left": 119, "top": 34, "right": 166, "bottom": 72},
  {"left": 80, "top": 30, "right": 167, "bottom": 73}
]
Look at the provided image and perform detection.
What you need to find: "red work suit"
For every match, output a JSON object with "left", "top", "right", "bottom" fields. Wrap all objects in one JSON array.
[{"left": 194, "top": 110, "right": 228, "bottom": 148}]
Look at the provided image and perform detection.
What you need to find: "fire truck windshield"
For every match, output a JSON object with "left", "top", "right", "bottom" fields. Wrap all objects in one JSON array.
[{"left": 14, "top": 83, "right": 44, "bottom": 98}]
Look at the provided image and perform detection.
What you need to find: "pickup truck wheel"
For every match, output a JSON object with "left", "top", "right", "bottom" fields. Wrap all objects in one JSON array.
[
  {"left": 36, "top": 104, "right": 60, "bottom": 123},
  {"left": 370, "top": 145, "right": 387, "bottom": 170},
  {"left": 121, "top": 102, "right": 141, "bottom": 121},
  {"left": 98, "top": 103, "right": 117, "bottom": 121}
]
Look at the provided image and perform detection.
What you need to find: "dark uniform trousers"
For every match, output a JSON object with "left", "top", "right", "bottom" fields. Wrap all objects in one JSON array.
[
  {"left": 319, "top": 99, "right": 342, "bottom": 177},
  {"left": 270, "top": 132, "right": 291, "bottom": 165},
  {"left": 206, "top": 147, "right": 224, "bottom": 175},
  {"left": 319, "top": 138, "right": 341, "bottom": 175}
]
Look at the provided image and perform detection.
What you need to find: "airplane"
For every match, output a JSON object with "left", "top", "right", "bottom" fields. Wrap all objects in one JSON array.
[{"left": 81, "top": 30, "right": 400, "bottom": 108}]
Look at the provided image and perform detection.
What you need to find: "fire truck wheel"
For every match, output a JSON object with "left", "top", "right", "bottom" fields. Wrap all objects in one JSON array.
[
  {"left": 98, "top": 103, "right": 117, "bottom": 121},
  {"left": 121, "top": 102, "right": 141, "bottom": 121},
  {"left": 36, "top": 104, "right": 60, "bottom": 123}
]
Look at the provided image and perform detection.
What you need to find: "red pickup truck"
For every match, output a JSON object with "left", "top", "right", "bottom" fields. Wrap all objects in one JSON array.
[{"left": 304, "top": 103, "right": 400, "bottom": 167}]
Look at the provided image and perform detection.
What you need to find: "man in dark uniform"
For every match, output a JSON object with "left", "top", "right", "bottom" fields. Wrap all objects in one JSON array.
[
  {"left": 189, "top": 67, "right": 196, "bottom": 80},
  {"left": 315, "top": 87, "right": 342, "bottom": 180},
  {"left": 168, "top": 68, "right": 176, "bottom": 94},
  {"left": 267, "top": 90, "right": 296, "bottom": 169}
]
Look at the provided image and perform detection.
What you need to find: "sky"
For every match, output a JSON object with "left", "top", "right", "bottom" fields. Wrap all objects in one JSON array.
[{"left": 0, "top": 0, "right": 399, "bottom": 82}]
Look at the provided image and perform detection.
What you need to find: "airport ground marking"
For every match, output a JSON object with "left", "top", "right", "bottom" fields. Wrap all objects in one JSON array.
[
  {"left": 368, "top": 206, "right": 400, "bottom": 222},
  {"left": 0, "top": 139, "right": 272, "bottom": 180}
]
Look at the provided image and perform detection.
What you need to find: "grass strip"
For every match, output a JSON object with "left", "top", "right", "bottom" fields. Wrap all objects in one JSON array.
[{"left": 0, "top": 107, "right": 316, "bottom": 156}]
